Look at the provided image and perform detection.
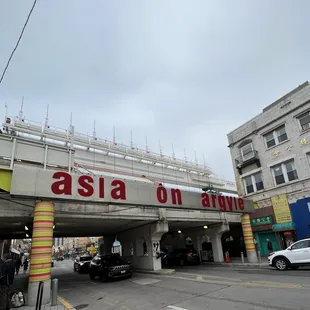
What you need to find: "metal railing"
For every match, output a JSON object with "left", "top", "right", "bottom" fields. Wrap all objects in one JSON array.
[{"left": 35, "top": 281, "right": 44, "bottom": 310}]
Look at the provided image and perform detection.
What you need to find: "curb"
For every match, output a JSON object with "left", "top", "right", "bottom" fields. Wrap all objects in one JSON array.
[
  {"left": 58, "top": 296, "right": 76, "bottom": 310},
  {"left": 203, "top": 263, "right": 270, "bottom": 269},
  {"left": 134, "top": 269, "right": 176, "bottom": 275}
]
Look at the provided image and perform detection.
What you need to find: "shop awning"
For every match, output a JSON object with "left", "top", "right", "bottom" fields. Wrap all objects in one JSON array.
[{"left": 272, "top": 222, "right": 295, "bottom": 232}]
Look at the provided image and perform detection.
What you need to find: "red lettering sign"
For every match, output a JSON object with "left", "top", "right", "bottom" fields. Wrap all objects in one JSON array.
[
  {"left": 157, "top": 186, "right": 168, "bottom": 204},
  {"left": 78, "top": 175, "right": 94, "bottom": 197},
  {"left": 50, "top": 172, "right": 247, "bottom": 213},
  {"left": 171, "top": 188, "right": 182, "bottom": 205},
  {"left": 201, "top": 193, "right": 210, "bottom": 207},
  {"left": 111, "top": 180, "right": 126, "bottom": 200},
  {"left": 50, "top": 172, "right": 126, "bottom": 200},
  {"left": 51, "top": 172, "right": 72, "bottom": 195}
]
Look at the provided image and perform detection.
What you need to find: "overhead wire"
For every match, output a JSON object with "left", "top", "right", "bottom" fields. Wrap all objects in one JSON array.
[{"left": 0, "top": 0, "right": 38, "bottom": 86}]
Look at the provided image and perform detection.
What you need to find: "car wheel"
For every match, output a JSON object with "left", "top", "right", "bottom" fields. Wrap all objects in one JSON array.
[
  {"left": 275, "top": 257, "right": 289, "bottom": 270},
  {"left": 290, "top": 266, "right": 299, "bottom": 270}
]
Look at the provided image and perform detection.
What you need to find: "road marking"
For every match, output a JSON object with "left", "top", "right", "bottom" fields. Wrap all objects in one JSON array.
[
  {"left": 195, "top": 274, "right": 241, "bottom": 283},
  {"left": 58, "top": 296, "right": 76, "bottom": 310},
  {"left": 178, "top": 272, "right": 242, "bottom": 282},
  {"left": 161, "top": 274, "right": 310, "bottom": 290},
  {"left": 131, "top": 278, "right": 161, "bottom": 285},
  {"left": 167, "top": 306, "right": 188, "bottom": 310}
]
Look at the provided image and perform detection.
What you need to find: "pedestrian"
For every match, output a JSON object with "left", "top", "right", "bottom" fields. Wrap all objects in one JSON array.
[
  {"left": 266, "top": 238, "right": 273, "bottom": 254},
  {"left": 0, "top": 254, "right": 15, "bottom": 310},
  {"left": 15, "top": 258, "right": 21, "bottom": 275},
  {"left": 23, "top": 259, "right": 29, "bottom": 274},
  {"left": 253, "top": 238, "right": 258, "bottom": 253}
]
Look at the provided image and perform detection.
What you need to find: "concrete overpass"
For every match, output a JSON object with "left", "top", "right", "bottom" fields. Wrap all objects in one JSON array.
[
  {"left": 0, "top": 115, "right": 257, "bottom": 306},
  {"left": 1, "top": 116, "right": 237, "bottom": 194}
]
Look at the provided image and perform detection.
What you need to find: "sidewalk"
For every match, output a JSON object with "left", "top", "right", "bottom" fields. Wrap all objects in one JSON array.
[
  {"left": 19, "top": 302, "right": 66, "bottom": 310},
  {"left": 202, "top": 257, "right": 270, "bottom": 268},
  {"left": 11, "top": 274, "right": 69, "bottom": 310}
]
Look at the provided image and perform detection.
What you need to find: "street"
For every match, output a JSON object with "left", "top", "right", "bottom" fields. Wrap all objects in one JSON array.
[{"left": 49, "top": 260, "right": 310, "bottom": 310}]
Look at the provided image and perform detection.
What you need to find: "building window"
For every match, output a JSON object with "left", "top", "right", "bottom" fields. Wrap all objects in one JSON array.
[
  {"left": 243, "top": 172, "right": 264, "bottom": 194},
  {"left": 298, "top": 111, "right": 310, "bottom": 132},
  {"left": 240, "top": 142, "right": 255, "bottom": 161},
  {"left": 272, "top": 160, "right": 298, "bottom": 185},
  {"left": 264, "top": 125, "right": 288, "bottom": 149}
]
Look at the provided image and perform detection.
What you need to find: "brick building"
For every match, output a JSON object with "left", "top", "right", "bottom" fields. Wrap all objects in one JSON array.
[{"left": 227, "top": 81, "right": 310, "bottom": 255}]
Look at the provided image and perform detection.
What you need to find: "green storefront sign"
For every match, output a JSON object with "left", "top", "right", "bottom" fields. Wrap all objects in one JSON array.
[{"left": 251, "top": 216, "right": 273, "bottom": 227}]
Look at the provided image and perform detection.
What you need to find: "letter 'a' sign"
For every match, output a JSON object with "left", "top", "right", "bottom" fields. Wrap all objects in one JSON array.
[{"left": 10, "top": 166, "right": 255, "bottom": 213}]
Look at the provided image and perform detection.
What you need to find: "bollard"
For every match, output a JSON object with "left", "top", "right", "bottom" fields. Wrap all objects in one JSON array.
[
  {"left": 51, "top": 279, "right": 58, "bottom": 306},
  {"left": 258, "top": 251, "right": 262, "bottom": 264},
  {"left": 240, "top": 252, "right": 244, "bottom": 264}
]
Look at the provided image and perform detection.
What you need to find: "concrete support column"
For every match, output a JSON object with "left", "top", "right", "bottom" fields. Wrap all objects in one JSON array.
[
  {"left": 241, "top": 214, "right": 258, "bottom": 263},
  {"left": 0, "top": 241, "right": 4, "bottom": 258},
  {"left": 211, "top": 236, "right": 224, "bottom": 262},
  {"left": 190, "top": 223, "right": 229, "bottom": 263},
  {"left": 151, "top": 236, "right": 162, "bottom": 271},
  {"left": 118, "top": 221, "right": 168, "bottom": 271},
  {"left": 28, "top": 201, "right": 55, "bottom": 306},
  {"left": 98, "top": 236, "right": 115, "bottom": 255},
  {"left": 191, "top": 236, "right": 203, "bottom": 260}
]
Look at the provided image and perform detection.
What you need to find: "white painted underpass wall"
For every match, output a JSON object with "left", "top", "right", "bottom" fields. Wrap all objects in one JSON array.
[
  {"left": 189, "top": 224, "right": 230, "bottom": 263},
  {"left": 117, "top": 221, "right": 168, "bottom": 271}
]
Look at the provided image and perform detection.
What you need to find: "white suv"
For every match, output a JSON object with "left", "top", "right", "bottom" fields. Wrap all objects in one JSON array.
[{"left": 268, "top": 238, "right": 310, "bottom": 270}]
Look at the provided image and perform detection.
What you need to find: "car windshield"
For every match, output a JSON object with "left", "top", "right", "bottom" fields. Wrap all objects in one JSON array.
[
  {"left": 80, "top": 256, "right": 92, "bottom": 262},
  {"left": 102, "top": 255, "right": 126, "bottom": 265}
]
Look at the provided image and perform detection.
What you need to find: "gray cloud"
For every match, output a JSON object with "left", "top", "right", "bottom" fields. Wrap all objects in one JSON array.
[{"left": 1, "top": 0, "right": 310, "bottom": 181}]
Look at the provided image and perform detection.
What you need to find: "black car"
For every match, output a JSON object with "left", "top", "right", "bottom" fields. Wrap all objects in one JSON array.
[
  {"left": 163, "top": 248, "right": 200, "bottom": 266},
  {"left": 74, "top": 254, "right": 93, "bottom": 272},
  {"left": 89, "top": 253, "right": 132, "bottom": 282}
]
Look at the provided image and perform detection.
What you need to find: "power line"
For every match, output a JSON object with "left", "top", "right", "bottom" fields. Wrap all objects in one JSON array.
[{"left": 0, "top": 0, "right": 38, "bottom": 86}]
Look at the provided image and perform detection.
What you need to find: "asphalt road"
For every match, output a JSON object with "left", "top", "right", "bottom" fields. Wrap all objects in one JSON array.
[{"left": 51, "top": 260, "right": 310, "bottom": 310}]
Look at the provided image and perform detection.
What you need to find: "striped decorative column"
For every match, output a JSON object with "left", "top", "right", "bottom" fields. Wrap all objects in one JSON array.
[
  {"left": 241, "top": 214, "right": 258, "bottom": 263},
  {"left": 28, "top": 201, "right": 54, "bottom": 306}
]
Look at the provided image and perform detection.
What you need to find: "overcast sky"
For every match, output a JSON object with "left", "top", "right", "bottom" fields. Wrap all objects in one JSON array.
[{"left": 0, "top": 0, "right": 309, "bottom": 182}]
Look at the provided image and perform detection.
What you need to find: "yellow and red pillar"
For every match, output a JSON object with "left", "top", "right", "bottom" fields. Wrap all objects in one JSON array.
[
  {"left": 28, "top": 201, "right": 54, "bottom": 306},
  {"left": 241, "top": 214, "right": 258, "bottom": 263}
]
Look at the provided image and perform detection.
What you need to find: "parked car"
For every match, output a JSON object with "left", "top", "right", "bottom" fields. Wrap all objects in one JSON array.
[
  {"left": 163, "top": 248, "right": 200, "bottom": 266},
  {"left": 268, "top": 238, "right": 310, "bottom": 270},
  {"left": 57, "top": 256, "right": 64, "bottom": 261},
  {"left": 74, "top": 254, "right": 93, "bottom": 272},
  {"left": 89, "top": 253, "right": 132, "bottom": 282}
]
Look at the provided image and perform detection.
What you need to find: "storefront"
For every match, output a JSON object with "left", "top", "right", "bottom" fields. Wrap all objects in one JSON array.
[
  {"left": 250, "top": 207, "right": 280, "bottom": 256},
  {"left": 289, "top": 197, "right": 310, "bottom": 240},
  {"left": 271, "top": 194, "right": 296, "bottom": 248},
  {"left": 272, "top": 222, "right": 296, "bottom": 249}
]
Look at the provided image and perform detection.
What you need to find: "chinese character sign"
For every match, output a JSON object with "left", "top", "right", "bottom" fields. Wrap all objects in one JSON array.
[
  {"left": 251, "top": 216, "right": 273, "bottom": 227},
  {"left": 271, "top": 194, "right": 292, "bottom": 224}
]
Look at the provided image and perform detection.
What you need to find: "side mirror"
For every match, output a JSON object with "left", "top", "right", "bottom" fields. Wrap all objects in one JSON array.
[{"left": 287, "top": 247, "right": 292, "bottom": 251}]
